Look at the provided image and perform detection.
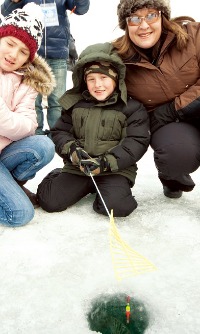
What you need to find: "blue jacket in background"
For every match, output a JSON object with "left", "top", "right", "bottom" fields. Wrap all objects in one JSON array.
[{"left": 1, "top": 0, "right": 90, "bottom": 59}]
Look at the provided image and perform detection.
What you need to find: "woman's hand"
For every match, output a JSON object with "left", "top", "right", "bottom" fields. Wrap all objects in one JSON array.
[{"left": 150, "top": 101, "right": 179, "bottom": 133}]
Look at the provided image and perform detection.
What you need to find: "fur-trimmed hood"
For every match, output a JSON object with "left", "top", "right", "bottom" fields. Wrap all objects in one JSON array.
[{"left": 20, "top": 55, "right": 56, "bottom": 96}]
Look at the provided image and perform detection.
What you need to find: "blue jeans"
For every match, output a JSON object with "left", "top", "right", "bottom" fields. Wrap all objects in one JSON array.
[
  {"left": 35, "top": 58, "right": 67, "bottom": 135},
  {"left": 0, "top": 136, "right": 55, "bottom": 227}
]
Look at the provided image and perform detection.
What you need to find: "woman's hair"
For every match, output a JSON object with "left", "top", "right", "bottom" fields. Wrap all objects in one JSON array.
[
  {"left": 162, "top": 16, "right": 189, "bottom": 48},
  {"left": 171, "top": 15, "right": 196, "bottom": 24},
  {"left": 171, "top": 16, "right": 195, "bottom": 24},
  {"left": 112, "top": 14, "right": 190, "bottom": 59}
]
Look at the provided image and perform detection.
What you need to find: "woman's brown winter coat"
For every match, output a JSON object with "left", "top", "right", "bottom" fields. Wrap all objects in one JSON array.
[{"left": 123, "top": 23, "right": 200, "bottom": 117}]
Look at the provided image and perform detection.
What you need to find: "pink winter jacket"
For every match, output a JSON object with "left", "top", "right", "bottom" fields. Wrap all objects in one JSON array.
[{"left": 0, "top": 56, "right": 55, "bottom": 152}]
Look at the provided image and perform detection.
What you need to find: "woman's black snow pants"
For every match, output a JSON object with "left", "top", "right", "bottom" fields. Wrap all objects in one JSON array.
[{"left": 151, "top": 122, "right": 200, "bottom": 192}]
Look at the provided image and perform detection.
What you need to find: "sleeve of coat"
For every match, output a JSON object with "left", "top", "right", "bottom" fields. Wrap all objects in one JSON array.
[
  {"left": 1, "top": 1, "right": 90, "bottom": 16},
  {"left": 50, "top": 108, "right": 75, "bottom": 158},
  {"left": 0, "top": 85, "right": 37, "bottom": 141},
  {"left": 106, "top": 99, "right": 150, "bottom": 171},
  {"left": 66, "top": 0, "right": 90, "bottom": 14},
  {"left": 174, "top": 23, "right": 200, "bottom": 120},
  {"left": 1, "top": 0, "right": 24, "bottom": 15}
]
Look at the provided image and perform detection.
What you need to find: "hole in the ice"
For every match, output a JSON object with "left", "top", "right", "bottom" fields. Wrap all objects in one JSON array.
[{"left": 87, "top": 293, "right": 149, "bottom": 333}]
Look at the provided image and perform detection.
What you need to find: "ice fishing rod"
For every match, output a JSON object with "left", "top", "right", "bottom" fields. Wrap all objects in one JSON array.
[{"left": 88, "top": 170, "right": 111, "bottom": 218}]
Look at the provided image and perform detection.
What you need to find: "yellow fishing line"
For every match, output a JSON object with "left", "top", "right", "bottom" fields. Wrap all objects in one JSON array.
[
  {"left": 109, "top": 210, "right": 157, "bottom": 281},
  {"left": 89, "top": 172, "right": 157, "bottom": 281}
]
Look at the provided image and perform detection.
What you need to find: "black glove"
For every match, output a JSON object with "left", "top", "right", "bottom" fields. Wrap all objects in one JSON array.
[
  {"left": 80, "top": 155, "right": 110, "bottom": 176},
  {"left": 150, "top": 101, "right": 179, "bottom": 134},
  {"left": 178, "top": 97, "right": 200, "bottom": 121},
  {"left": 69, "top": 143, "right": 90, "bottom": 166}
]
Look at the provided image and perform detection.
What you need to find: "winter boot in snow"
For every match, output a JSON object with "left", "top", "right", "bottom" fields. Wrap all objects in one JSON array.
[
  {"left": 163, "top": 186, "right": 182, "bottom": 199},
  {"left": 15, "top": 179, "right": 39, "bottom": 208},
  {"left": 160, "top": 175, "right": 194, "bottom": 199}
]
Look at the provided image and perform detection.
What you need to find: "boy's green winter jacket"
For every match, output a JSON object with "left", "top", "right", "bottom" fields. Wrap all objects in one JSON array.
[{"left": 51, "top": 42, "right": 150, "bottom": 185}]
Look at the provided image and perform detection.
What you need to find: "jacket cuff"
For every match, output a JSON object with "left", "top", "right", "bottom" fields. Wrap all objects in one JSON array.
[
  {"left": 61, "top": 141, "right": 74, "bottom": 155},
  {"left": 106, "top": 154, "right": 118, "bottom": 172}
]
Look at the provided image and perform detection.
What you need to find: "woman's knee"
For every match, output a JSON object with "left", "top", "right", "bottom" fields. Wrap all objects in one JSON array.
[
  {"left": 151, "top": 122, "right": 200, "bottom": 148},
  {"left": 152, "top": 123, "right": 200, "bottom": 174},
  {"left": 154, "top": 141, "right": 200, "bottom": 175}
]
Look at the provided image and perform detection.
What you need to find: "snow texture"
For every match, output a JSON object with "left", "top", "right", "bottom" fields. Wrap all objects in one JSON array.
[
  {"left": 1, "top": 148, "right": 200, "bottom": 333},
  {"left": 1, "top": 0, "right": 200, "bottom": 332}
]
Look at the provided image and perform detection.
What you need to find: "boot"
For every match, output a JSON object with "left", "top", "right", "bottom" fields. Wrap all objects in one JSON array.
[
  {"left": 163, "top": 186, "right": 182, "bottom": 199},
  {"left": 160, "top": 176, "right": 194, "bottom": 199},
  {"left": 15, "top": 179, "right": 40, "bottom": 208}
]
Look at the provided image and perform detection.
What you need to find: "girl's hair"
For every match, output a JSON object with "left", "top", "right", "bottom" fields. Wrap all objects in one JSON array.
[{"left": 112, "top": 14, "right": 190, "bottom": 59}]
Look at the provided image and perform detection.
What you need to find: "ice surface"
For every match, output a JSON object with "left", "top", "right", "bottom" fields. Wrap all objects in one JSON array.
[
  {"left": 1, "top": 0, "right": 200, "bottom": 332},
  {"left": 1, "top": 148, "right": 200, "bottom": 333}
]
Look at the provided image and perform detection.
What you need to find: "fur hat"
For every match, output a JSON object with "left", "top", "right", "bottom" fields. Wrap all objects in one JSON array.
[
  {"left": 0, "top": 3, "right": 44, "bottom": 61},
  {"left": 84, "top": 61, "right": 118, "bottom": 82},
  {"left": 117, "top": 0, "right": 171, "bottom": 30}
]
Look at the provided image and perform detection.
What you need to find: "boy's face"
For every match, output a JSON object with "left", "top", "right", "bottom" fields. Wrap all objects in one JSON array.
[
  {"left": 0, "top": 36, "right": 30, "bottom": 72},
  {"left": 85, "top": 72, "right": 116, "bottom": 101}
]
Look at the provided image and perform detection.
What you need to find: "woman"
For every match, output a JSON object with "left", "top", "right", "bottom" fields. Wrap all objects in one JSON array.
[{"left": 113, "top": 0, "right": 200, "bottom": 199}]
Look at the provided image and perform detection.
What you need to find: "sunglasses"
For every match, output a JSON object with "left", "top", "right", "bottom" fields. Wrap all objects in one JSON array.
[{"left": 126, "top": 11, "right": 161, "bottom": 26}]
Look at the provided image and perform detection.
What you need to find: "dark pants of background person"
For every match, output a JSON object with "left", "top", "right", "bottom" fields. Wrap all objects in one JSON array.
[
  {"left": 151, "top": 122, "right": 200, "bottom": 192},
  {"left": 37, "top": 169, "right": 137, "bottom": 217}
]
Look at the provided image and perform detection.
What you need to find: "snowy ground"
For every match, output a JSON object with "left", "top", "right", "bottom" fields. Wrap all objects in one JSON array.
[
  {"left": 1, "top": 1, "right": 200, "bottom": 332},
  {"left": 0, "top": 147, "right": 200, "bottom": 333}
]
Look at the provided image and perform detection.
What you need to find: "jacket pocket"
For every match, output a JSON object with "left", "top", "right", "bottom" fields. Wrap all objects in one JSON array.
[{"left": 98, "top": 110, "right": 126, "bottom": 140}]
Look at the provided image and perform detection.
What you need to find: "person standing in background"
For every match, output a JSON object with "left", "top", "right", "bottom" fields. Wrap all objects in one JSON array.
[
  {"left": 67, "top": 33, "right": 78, "bottom": 72},
  {"left": 66, "top": 13, "right": 78, "bottom": 73},
  {"left": 1, "top": 0, "right": 90, "bottom": 136}
]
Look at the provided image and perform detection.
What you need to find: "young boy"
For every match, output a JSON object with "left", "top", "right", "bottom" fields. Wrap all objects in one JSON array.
[{"left": 37, "top": 42, "right": 150, "bottom": 217}]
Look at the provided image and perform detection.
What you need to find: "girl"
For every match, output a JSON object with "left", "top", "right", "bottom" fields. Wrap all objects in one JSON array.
[
  {"left": 0, "top": 3, "right": 55, "bottom": 227},
  {"left": 2, "top": 0, "right": 90, "bottom": 136}
]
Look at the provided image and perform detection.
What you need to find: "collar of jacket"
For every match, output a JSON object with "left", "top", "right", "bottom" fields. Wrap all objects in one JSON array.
[
  {"left": 0, "top": 56, "right": 55, "bottom": 96},
  {"left": 82, "top": 89, "right": 119, "bottom": 105},
  {"left": 59, "top": 90, "right": 121, "bottom": 111},
  {"left": 22, "top": 55, "right": 56, "bottom": 96}
]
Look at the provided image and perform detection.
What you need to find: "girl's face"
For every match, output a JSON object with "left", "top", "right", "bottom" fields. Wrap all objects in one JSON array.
[
  {"left": 86, "top": 72, "right": 116, "bottom": 101},
  {"left": 0, "top": 36, "right": 30, "bottom": 71},
  {"left": 127, "top": 8, "right": 162, "bottom": 49}
]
